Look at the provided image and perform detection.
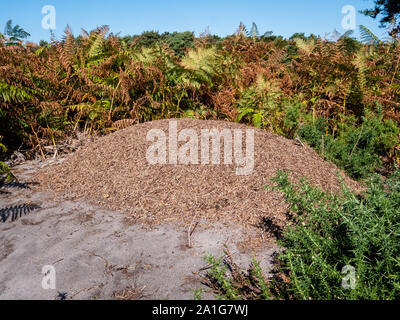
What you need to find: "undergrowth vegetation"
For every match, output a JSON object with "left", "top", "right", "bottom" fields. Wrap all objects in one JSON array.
[
  {"left": 0, "top": 141, "right": 14, "bottom": 181},
  {"left": 0, "top": 24, "right": 399, "bottom": 180},
  {"left": 297, "top": 109, "right": 399, "bottom": 179},
  {"left": 204, "top": 169, "right": 400, "bottom": 300}
]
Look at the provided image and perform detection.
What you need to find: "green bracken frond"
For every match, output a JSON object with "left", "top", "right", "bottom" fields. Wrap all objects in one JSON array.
[
  {"left": 360, "top": 25, "right": 379, "bottom": 44},
  {"left": 0, "top": 81, "right": 33, "bottom": 103},
  {"left": 294, "top": 38, "right": 315, "bottom": 55}
]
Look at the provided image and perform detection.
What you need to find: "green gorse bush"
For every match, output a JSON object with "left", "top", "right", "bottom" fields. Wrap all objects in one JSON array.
[
  {"left": 297, "top": 109, "right": 400, "bottom": 180},
  {"left": 269, "top": 170, "right": 400, "bottom": 299},
  {"left": 205, "top": 169, "right": 400, "bottom": 300}
]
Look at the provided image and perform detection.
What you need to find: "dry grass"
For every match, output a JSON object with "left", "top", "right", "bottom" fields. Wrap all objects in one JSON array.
[{"left": 113, "top": 284, "right": 146, "bottom": 300}]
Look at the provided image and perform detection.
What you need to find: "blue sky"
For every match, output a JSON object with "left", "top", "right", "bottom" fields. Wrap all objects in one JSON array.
[{"left": 0, "top": 0, "right": 389, "bottom": 43}]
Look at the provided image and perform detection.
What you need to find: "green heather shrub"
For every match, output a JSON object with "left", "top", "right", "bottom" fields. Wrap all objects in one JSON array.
[
  {"left": 297, "top": 110, "right": 399, "bottom": 180},
  {"left": 205, "top": 169, "right": 400, "bottom": 300}
]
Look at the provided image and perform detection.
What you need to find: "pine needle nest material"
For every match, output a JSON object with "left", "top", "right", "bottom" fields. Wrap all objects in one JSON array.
[{"left": 35, "top": 119, "right": 359, "bottom": 228}]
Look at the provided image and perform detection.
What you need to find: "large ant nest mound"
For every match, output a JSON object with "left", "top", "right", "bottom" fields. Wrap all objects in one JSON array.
[{"left": 36, "top": 119, "right": 358, "bottom": 229}]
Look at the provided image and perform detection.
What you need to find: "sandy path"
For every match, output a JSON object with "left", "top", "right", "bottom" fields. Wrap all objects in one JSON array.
[{"left": 0, "top": 159, "right": 278, "bottom": 300}]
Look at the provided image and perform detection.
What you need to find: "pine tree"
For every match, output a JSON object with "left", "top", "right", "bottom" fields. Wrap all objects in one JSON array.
[
  {"left": 3, "top": 20, "right": 30, "bottom": 46},
  {"left": 362, "top": 0, "right": 400, "bottom": 36}
]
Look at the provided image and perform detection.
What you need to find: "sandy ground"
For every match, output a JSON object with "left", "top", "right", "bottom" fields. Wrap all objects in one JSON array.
[{"left": 0, "top": 158, "right": 278, "bottom": 300}]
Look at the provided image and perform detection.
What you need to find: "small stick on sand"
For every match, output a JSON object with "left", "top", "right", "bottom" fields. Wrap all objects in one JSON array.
[
  {"left": 295, "top": 136, "right": 305, "bottom": 147},
  {"left": 187, "top": 213, "right": 199, "bottom": 248},
  {"left": 83, "top": 250, "right": 113, "bottom": 274},
  {"left": 52, "top": 258, "right": 64, "bottom": 265},
  {"left": 53, "top": 148, "right": 58, "bottom": 160},
  {"left": 70, "top": 284, "right": 103, "bottom": 299}
]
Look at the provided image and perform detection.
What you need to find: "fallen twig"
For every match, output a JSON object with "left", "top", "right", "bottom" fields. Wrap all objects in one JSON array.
[{"left": 187, "top": 212, "right": 199, "bottom": 248}]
